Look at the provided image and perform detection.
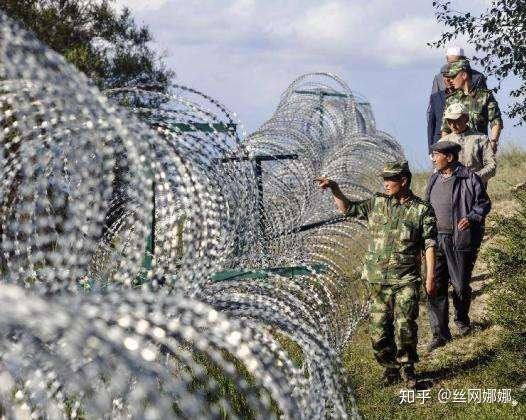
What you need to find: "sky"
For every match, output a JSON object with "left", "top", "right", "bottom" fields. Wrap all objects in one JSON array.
[{"left": 115, "top": 0, "right": 525, "bottom": 169}]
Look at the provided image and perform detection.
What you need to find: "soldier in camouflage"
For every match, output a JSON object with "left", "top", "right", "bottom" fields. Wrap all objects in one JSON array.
[
  {"left": 441, "top": 59, "right": 503, "bottom": 153},
  {"left": 317, "top": 161, "right": 437, "bottom": 388}
]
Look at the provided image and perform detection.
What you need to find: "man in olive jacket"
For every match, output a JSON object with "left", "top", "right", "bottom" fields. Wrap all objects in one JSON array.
[
  {"left": 425, "top": 141, "right": 491, "bottom": 351},
  {"left": 318, "top": 161, "right": 437, "bottom": 388}
]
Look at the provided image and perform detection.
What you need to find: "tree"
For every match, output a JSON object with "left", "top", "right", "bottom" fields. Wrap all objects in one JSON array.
[
  {"left": 430, "top": 0, "right": 526, "bottom": 124},
  {"left": 0, "top": 0, "right": 174, "bottom": 92}
]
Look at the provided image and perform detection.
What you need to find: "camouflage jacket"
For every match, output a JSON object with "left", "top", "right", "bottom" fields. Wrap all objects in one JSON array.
[
  {"left": 346, "top": 192, "right": 437, "bottom": 285},
  {"left": 440, "top": 130, "right": 496, "bottom": 183},
  {"left": 441, "top": 87, "right": 503, "bottom": 135}
]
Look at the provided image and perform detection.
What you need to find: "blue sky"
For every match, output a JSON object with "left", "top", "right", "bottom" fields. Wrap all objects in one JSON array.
[{"left": 117, "top": 0, "right": 525, "bottom": 169}]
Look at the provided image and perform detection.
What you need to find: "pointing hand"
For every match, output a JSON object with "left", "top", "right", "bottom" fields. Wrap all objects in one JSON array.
[{"left": 315, "top": 177, "right": 337, "bottom": 190}]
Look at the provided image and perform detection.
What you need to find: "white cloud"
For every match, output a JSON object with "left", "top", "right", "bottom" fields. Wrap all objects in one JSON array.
[
  {"left": 113, "top": 0, "right": 525, "bottom": 166},
  {"left": 291, "top": 2, "right": 354, "bottom": 46},
  {"left": 226, "top": 0, "right": 257, "bottom": 18},
  {"left": 114, "top": 0, "right": 168, "bottom": 12},
  {"left": 127, "top": 1, "right": 445, "bottom": 68},
  {"left": 117, "top": 0, "right": 494, "bottom": 68},
  {"left": 375, "top": 16, "right": 442, "bottom": 66}
]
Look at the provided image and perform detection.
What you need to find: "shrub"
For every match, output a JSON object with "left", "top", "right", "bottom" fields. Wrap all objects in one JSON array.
[{"left": 484, "top": 189, "right": 526, "bottom": 337}]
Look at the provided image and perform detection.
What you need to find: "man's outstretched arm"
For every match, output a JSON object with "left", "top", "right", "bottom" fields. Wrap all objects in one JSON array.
[
  {"left": 316, "top": 177, "right": 351, "bottom": 214},
  {"left": 316, "top": 177, "right": 373, "bottom": 221}
]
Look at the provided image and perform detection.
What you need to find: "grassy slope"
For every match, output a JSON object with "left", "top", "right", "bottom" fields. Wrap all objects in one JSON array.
[{"left": 343, "top": 147, "right": 526, "bottom": 419}]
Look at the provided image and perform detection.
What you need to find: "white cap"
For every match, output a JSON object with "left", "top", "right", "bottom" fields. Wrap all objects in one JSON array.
[
  {"left": 446, "top": 46, "right": 465, "bottom": 57},
  {"left": 444, "top": 102, "right": 468, "bottom": 120}
]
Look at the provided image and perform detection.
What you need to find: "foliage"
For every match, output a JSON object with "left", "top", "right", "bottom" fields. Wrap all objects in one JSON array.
[
  {"left": 0, "top": 0, "right": 174, "bottom": 91},
  {"left": 430, "top": 0, "right": 526, "bottom": 124},
  {"left": 484, "top": 189, "right": 526, "bottom": 336}
]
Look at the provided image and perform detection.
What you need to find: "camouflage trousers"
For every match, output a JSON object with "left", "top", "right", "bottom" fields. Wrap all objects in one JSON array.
[{"left": 369, "top": 283, "right": 420, "bottom": 368}]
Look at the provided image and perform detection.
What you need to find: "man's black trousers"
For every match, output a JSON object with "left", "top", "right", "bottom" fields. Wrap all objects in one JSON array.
[{"left": 427, "top": 233, "right": 477, "bottom": 340}]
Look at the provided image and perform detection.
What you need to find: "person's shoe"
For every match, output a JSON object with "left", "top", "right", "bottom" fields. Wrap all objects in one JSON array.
[
  {"left": 401, "top": 365, "right": 417, "bottom": 389},
  {"left": 426, "top": 337, "right": 448, "bottom": 352},
  {"left": 458, "top": 324, "right": 471, "bottom": 337},
  {"left": 381, "top": 367, "right": 401, "bottom": 387}
]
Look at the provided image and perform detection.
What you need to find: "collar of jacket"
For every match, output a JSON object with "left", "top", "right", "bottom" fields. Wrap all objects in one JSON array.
[
  {"left": 440, "top": 162, "right": 469, "bottom": 179},
  {"left": 452, "top": 129, "right": 475, "bottom": 138},
  {"left": 386, "top": 190, "right": 417, "bottom": 207},
  {"left": 452, "top": 163, "right": 470, "bottom": 178},
  {"left": 425, "top": 164, "right": 470, "bottom": 200}
]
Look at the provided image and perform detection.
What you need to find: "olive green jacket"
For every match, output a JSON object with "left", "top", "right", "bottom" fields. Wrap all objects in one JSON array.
[
  {"left": 441, "top": 87, "right": 503, "bottom": 135},
  {"left": 346, "top": 192, "right": 437, "bottom": 285}
]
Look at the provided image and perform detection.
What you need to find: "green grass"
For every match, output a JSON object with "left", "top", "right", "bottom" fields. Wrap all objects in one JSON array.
[
  {"left": 343, "top": 323, "right": 526, "bottom": 419},
  {"left": 487, "top": 144, "right": 526, "bottom": 202},
  {"left": 341, "top": 146, "right": 526, "bottom": 419}
]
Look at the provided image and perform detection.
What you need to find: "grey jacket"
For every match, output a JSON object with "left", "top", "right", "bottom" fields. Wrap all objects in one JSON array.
[
  {"left": 425, "top": 164, "right": 491, "bottom": 251},
  {"left": 439, "top": 130, "right": 496, "bottom": 183}
]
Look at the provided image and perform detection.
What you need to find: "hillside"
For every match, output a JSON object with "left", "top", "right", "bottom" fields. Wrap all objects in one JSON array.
[{"left": 343, "top": 146, "right": 526, "bottom": 419}]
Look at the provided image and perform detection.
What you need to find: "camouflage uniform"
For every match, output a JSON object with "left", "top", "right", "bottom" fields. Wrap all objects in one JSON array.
[
  {"left": 345, "top": 162, "right": 437, "bottom": 369},
  {"left": 441, "top": 60, "right": 503, "bottom": 136}
]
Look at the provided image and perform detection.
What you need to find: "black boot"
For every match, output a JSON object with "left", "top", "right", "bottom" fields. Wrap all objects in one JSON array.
[
  {"left": 381, "top": 367, "right": 401, "bottom": 387},
  {"left": 426, "top": 336, "right": 448, "bottom": 352},
  {"left": 401, "top": 365, "right": 417, "bottom": 389},
  {"left": 457, "top": 324, "right": 471, "bottom": 337}
]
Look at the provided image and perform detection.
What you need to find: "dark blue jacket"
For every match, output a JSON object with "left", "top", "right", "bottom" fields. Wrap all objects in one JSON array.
[
  {"left": 425, "top": 164, "right": 491, "bottom": 251},
  {"left": 427, "top": 90, "right": 446, "bottom": 153}
]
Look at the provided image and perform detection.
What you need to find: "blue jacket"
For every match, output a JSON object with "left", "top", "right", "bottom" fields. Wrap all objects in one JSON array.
[
  {"left": 427, "top": 90, "right": 446, "bottom": 153},
  {"left": 425, "top": 164, "right": 491, "bottom": 251}
]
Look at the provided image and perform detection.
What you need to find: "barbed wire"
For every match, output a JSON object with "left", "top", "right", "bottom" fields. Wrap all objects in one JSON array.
[{"left": 0, "top": 11, "right": 404, "bottom": 419}]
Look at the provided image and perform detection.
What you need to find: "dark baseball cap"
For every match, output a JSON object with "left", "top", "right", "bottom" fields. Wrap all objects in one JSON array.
[{"left": 430, "top": 140, "right": 462, "bottom": 154}]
